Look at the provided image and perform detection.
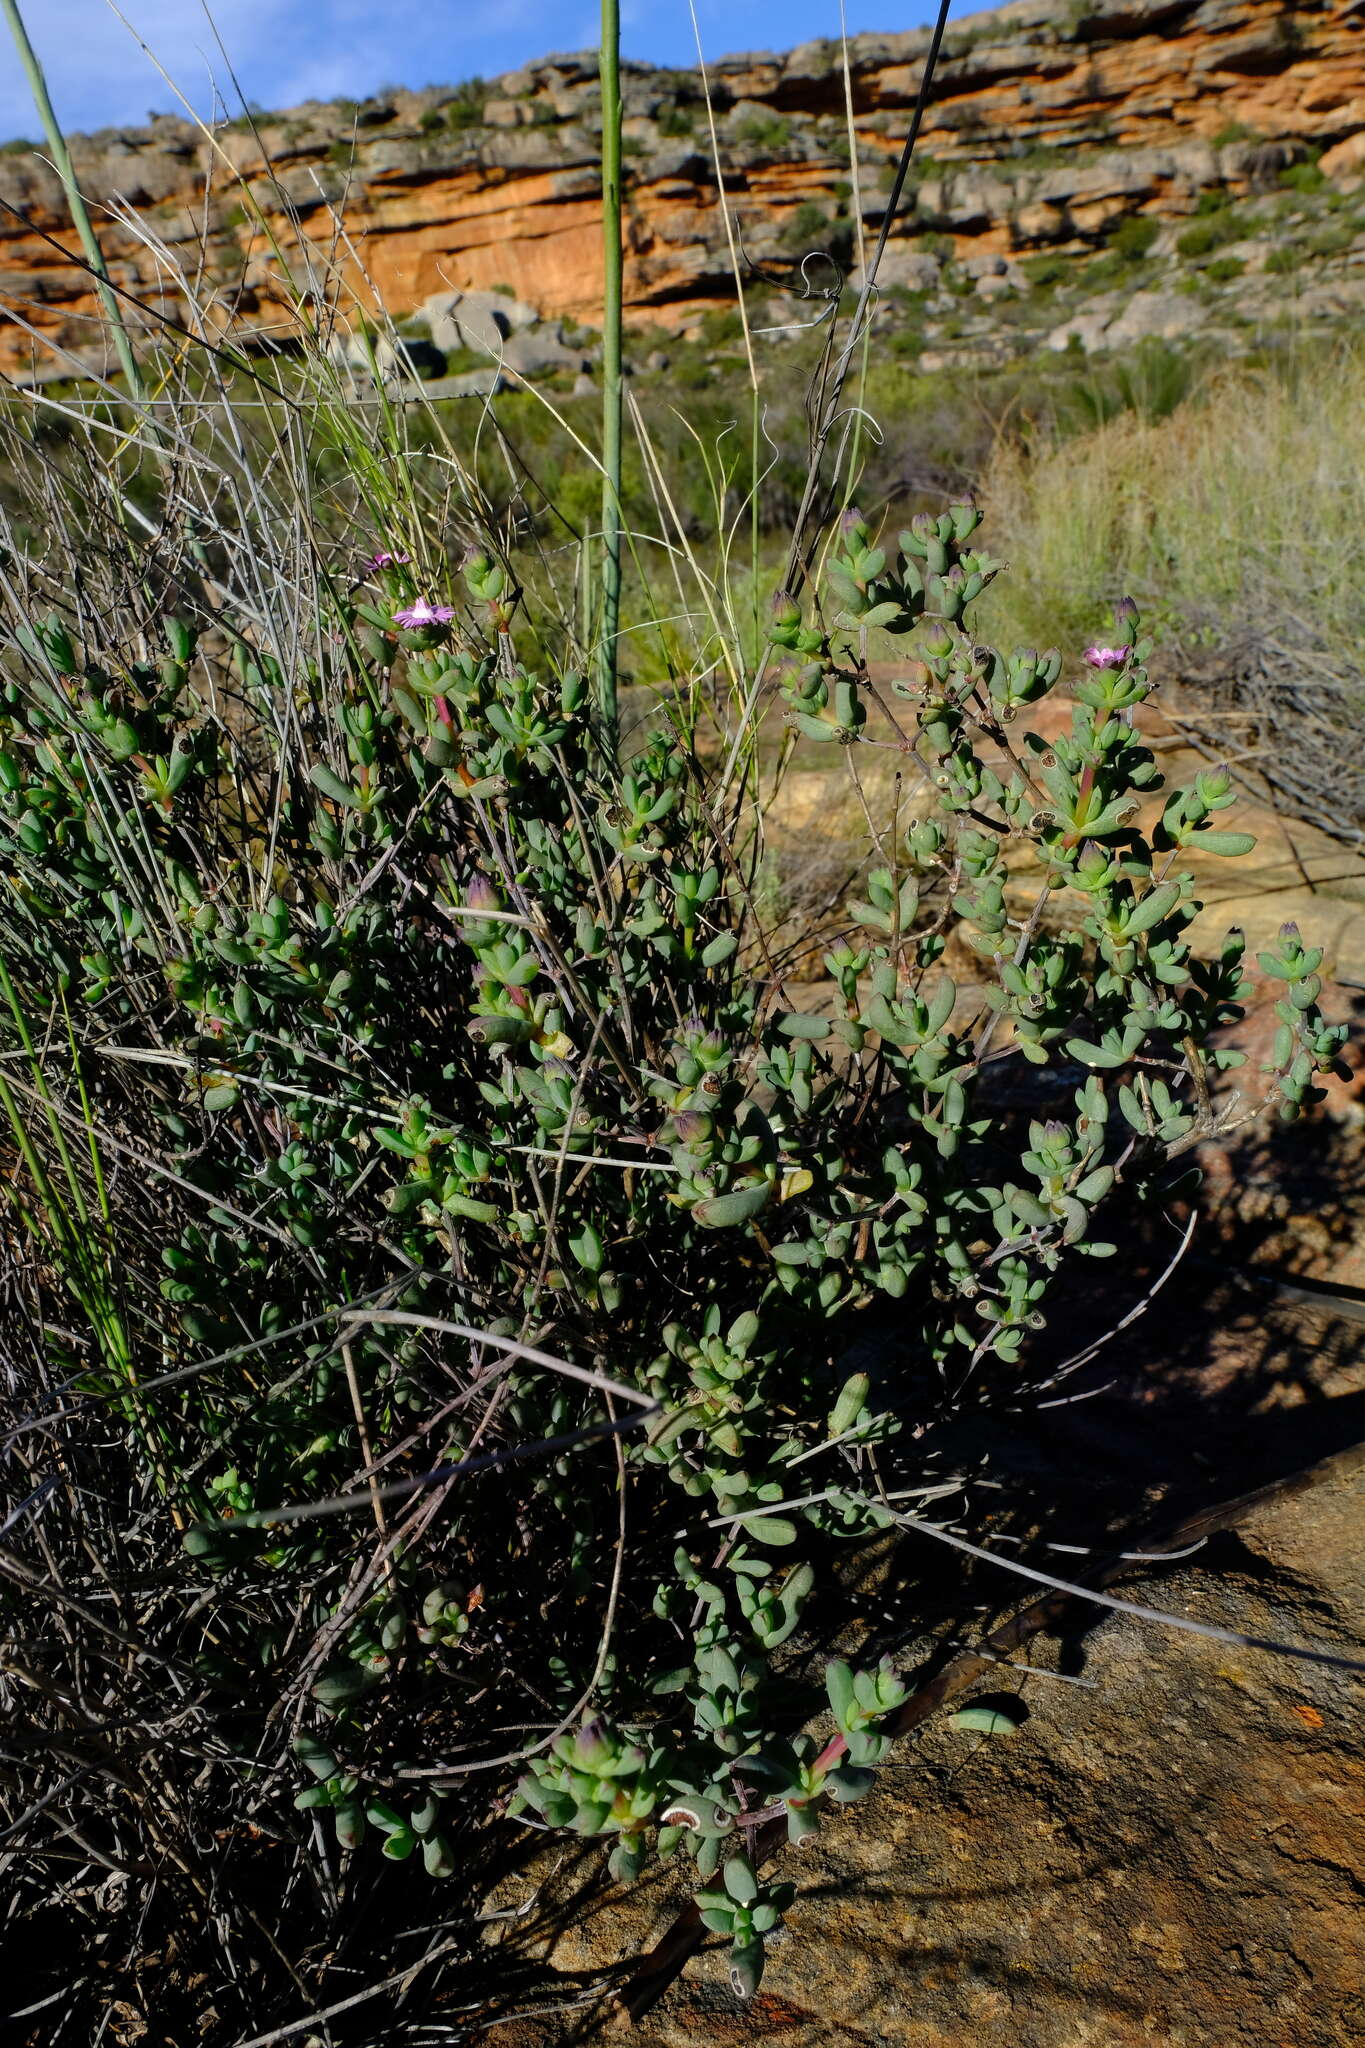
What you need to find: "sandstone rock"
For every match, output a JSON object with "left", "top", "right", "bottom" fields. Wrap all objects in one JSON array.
[
  {"left": 422, "top": 287, "right": 539, "bottom": 355},
  {"left": 1014, "top": 198, "right": 1075, "bottom": 243},
  {"left": 381, "top": 334, "right": 446, "bottom": 381},
  {"left": 1320, "top": 128, "right": 1365, "bottom": 180},
  {"left": 500, "top": 327, "right": 583, "bottom": 377},
  {"left": 1217, "top": 236, "right": 1273, "bottom": 271},
  {"left": 481, "top": 1444, "right": 1365, "bottom": 2048},
  {"left": 1046, "top": 299, "right": 1122, "bottom": 351},
  {"left": 863, "top": 247, "right": 943, "bottom": 293},
  {"left": 1193, "top": 19, "right": 1297, "bottom": 77},
  {"left": 421, "top": 367, "right": 505, "bottom": 399},
  {"left": 637, "top": 143, "right": 711, "bottom": 183},
  {"left": 1290, "top": 273, "right": 1365, "bottom": 319},
  {"left": 915, "top": 171, "right": 1016, "bottom": 233},
  {"left": 960, "top": 249, "right": 1010, "bottom": 278},
  {"left": 726, "top": 99, "right": 778, "bottom": 131},
  {"left": 919, "top": 344, "right": 995, "bottom": 371},
  {"left": 682, "top": 1454, "right": 1365, "bottom": 2048},
  {"left": 1032, "top": 157, "right": 1161, "bottom": 206},
  {"left": 357, "top": 138, "right": 431, "bottom": 179},
  {"left": 1047, "top": 285, "right": 1205, "bottom": 351},
  {"left": 1102, "top": 285, "right": 1205, "bottom": 345}
]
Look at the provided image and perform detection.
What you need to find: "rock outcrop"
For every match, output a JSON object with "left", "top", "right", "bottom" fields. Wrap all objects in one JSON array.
[{"left": 1, "top": 0, "right": 1362, "bottom": 378}]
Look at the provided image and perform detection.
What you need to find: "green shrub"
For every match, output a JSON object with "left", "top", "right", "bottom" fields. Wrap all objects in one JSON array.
[
  {"left": 1265, "top": 245, "right": 1300, "bottom": 274},
  {"left": 734, "top": 112, "right": 790, "bottom": 151},
  {"left": 785, "top": 199, "right": 832, "bottom": 250},
  {"left": 0, "top": 425, "right": 1344, "bottom": 2000},
  {"left": 1306, "top": 223, "right": 1353, "bottom": 258},
  {"left": 672, "top": 353, "right": 715, "bottom": 391},
  {"left": 1175, "top": 209, "right": 1243, "bottom": 260},
  {"left": 1083, "top": 214, "right": 1165, "bottom": 289},
  {"left": 1082, "top": 251, "right": 1127, "bottom": 290},
  {"left": 656, "top": 98, "right": 695, "bottom": 138},
  {"left": 701, "top": 307, "right": 745, "bottom": 346},
  {"left": 441, "top": 79, "right": 487, "bottom": 131},
  {"left": 1280, "top": 160, "right": 1326, "bottom": 195},
  {"left": 1107, "top": 213, "right": 1160, "bottom": 259},
  {"left": 1021, "top": 252, "right": 1072, "bottom": 289},
  {"left": 1203, "top": 255, "right": 1246, "bottom": 283},
  {"left": 0, "top": 58, "right": 1352, "bottom": 2017}
]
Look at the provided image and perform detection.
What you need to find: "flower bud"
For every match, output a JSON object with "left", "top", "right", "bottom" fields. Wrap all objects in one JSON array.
[
  {"left": 672, "top": 1110, "right": 713, "bottom": 1146},
  {"left": 463, "top": 873, "right": 500, "bottom": 914}
]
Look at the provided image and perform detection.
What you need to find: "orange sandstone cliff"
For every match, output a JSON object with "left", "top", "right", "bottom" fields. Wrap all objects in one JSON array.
[{"left": 0, "top": 0, "right": 1361, "bottom": 377}]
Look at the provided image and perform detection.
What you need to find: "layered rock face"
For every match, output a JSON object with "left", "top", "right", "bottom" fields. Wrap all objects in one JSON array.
[{"left": 1, "top": 0, "right": 1362, "bottom": 377}]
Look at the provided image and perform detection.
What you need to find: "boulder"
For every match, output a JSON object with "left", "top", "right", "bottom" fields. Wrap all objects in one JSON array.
[
  {"left": 1045, "top": 298, "right": 1122, "bottom": 352},
  {"left": 1319, "top": 129, "right": 1365, "bottom": 182},
  {"left": 1049, "top": 286, "right": 1205, "bottom": 353},
  {"left": 1031, "top": 158, "right": 1161, "bottom": 207},
  {"left": 500, "top": 328, "right": 584, "bottom": 377},
  {"left": 1217, "top": 236, "right": 1274, "bottom": 272},
  {"left": 960, "top": 250, "right": 1008, "bottom": 278},
  {"left": 385, "top": 335, "right": 447, "bottom": 381},
  {"left": 1013, "top": 199, "right": 1074, "bottom": 243},
  {"left": 862, "top": 247, "right": 942, "bottom": 292},
  {"left": 440, "top": 368, "right": 506, "bottom": 398},
  {"left": 422, "top": 288, "right": 540, "bottom": 356},
  {"left": 1103, "top": 286, "right": 1205, "bottom": 348}
]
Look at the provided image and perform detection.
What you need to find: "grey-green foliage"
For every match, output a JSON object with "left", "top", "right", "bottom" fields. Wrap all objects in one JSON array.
[{"left": 0, "top": 486, "right": 1346, "bottom": 1998}]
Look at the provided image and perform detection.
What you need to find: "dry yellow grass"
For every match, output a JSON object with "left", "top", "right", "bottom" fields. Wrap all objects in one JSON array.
[{"left": 970, "top": 339, "right": 1365, "bottom": 678}]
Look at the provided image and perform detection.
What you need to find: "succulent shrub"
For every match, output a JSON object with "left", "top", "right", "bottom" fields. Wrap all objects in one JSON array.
[{"left": 0, "top": 454, "right": 1346, "bottom": 2000}]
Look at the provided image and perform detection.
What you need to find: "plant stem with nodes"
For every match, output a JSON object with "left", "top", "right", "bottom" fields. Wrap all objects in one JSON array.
[
  {"left": 0, "top": 0, "right": 148, "bottom": 410},
  {"left": 598, "top": 0, "right": 624, "bottom": 756}
]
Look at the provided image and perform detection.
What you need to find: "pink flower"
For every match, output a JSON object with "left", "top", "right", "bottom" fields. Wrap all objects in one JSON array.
[
  {"left": 365, "top": 549, "right": 410, "bottom": 571},
  {"left": 393, "top": 598, "right": 456, "bottom": 629},
  {"left": 1083, "top": 645, "right": 1128, "bottom": 670}
]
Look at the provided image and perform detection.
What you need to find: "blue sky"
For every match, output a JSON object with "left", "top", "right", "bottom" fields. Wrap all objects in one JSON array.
[{"left": 0, "top": 2, "right": 964, "bottom": 141}]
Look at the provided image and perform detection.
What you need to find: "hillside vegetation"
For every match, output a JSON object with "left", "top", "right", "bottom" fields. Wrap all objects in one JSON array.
[{"left": 0, "top": 4, "right": 1361, "bottom": 2042}]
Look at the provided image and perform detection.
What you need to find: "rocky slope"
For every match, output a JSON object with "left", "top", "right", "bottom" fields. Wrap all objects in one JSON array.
[{"left": 1, "top": 0, "right": 1363, "bottom": 380}]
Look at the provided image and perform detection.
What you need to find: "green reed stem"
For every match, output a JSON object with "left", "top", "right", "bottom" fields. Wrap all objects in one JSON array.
[
  {"left": 598, "top": 0, "right": 624, "bottom": 755},
  {"left": 0, "top": 0, "right": 148, "bottom": 406}
]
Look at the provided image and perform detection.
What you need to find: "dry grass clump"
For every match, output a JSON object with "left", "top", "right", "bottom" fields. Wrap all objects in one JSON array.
[{"left": 969, "top": 340, "right": 1365, "bottom": 837}]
